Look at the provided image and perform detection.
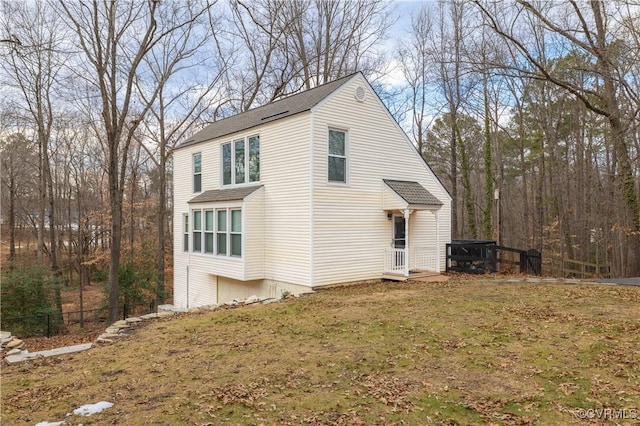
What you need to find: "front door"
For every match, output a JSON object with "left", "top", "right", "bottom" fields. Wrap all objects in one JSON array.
[{"left": 393, "top": 216, "right": 406, "bottom": 249}]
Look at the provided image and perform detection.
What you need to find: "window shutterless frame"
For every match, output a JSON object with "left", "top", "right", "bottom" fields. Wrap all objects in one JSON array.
[
  {"left": 183, "top": 214, "right": 189, "bottom": 252},
  {"left": 192, "top": 209, "right": 202, "bottom": 252},
  {"left": 222, "top": 136, "right": 260, "bottom": 186},
  {"left": 328, "top": 129, "right": 347, "bottom": 183},
  {"left": 193, "top": 153, "right": 202, "bottom": 192}
]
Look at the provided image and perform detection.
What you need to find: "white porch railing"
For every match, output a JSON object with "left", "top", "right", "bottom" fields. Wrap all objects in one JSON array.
[
  {"left": 384, "top": 247, "right": 407, "bottom": 274},
  {"left": 413, "top": 246, "right": 437, "bottom": 271}
]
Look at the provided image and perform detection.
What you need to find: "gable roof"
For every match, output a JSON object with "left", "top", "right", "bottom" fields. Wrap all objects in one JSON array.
[
  {"left": 383, "top": 179, "right": 443, "bottom": 207},
  {"left": 178, "top": 73, "right": 359, "bottom": 149},
  {"left": 188, "top": 185, "right": 262, "bottom": 204}
]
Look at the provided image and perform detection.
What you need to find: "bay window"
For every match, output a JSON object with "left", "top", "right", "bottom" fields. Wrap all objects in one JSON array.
[{"left": 189, "top": 207, "right": 243, "bottom": 258}]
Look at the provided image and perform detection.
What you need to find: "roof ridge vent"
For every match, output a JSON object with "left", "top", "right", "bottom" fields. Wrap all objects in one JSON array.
[{"left": 261, "top": 110, "right": 289, "bottom": 121}]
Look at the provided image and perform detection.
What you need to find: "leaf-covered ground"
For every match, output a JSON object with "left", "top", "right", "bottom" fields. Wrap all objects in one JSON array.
[{"left": 1, "top": 278, "right": 639, "bottom": 425}]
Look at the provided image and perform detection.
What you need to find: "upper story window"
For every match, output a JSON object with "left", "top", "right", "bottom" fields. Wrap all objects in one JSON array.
[
  {"left": 223, "top": 136, "right": 260, "bottom": 186},
  {"left": 193, "top": 153, "right": 202, "bottom": 193},
  {"left": 328, "top": 129, "right": 347, "bottom": 183}
]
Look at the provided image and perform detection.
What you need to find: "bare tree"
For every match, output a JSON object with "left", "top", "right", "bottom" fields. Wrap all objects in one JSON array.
[
  {"left": 133, "top": 1, "right": 228, "bottom": 306},
  {"left": 0, "top": 133, "right": 38, "bottom": 266},
  {"left": 1, "top": 1, "right": 65, "bottom": 277},
  {"left": 57, "top": 0, "right": 214, "bottom": 322},
  {"left": 474, "top": 0, "right": 640, "bottom": 275},
  {"left": 397, "top": 4, "right": 438, "bottom": 156}
]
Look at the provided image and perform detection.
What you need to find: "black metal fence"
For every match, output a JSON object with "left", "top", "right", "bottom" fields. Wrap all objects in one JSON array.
[
  {"left": 446, "top": 242, "right": 542, "bottom": 275},
  {"left": 1, "top": 302, "right": 153, "bottom": 338}
]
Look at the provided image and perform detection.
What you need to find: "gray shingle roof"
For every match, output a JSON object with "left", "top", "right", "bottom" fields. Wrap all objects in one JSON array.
[
  {"left": 384, "top": 180, "right": 443, "bottom": 207},
  {"left": 178, "top": 73, "right": 359, "bottom": 148},
  {"left": 188, "top": 185, "right": 262, "bottom": 204}
]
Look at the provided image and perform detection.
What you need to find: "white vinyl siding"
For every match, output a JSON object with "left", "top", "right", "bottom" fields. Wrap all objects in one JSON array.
[
  {"left": 260, "top": 113, "right": 311, "bottom": 285},
  {"left": 173, "top": 74, "right": 451, "bottom": 309},
  {"left": 310, "top": 75, "right": 451, "bottom": 285}
]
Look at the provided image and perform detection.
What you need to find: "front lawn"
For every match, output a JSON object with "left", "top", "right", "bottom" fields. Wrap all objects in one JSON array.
[{"left": 1, "top": 278, "right": 638, "bottom": 425}]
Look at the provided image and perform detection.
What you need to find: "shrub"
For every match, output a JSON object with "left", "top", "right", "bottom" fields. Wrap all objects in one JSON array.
[{"left": 0, "top": 265, "right": 63, "bottom": 337}]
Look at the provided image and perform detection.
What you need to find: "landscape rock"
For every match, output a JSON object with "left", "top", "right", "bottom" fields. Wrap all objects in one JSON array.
[
  {"left": 140, "top": 313, "right": 159, "bottom": 320},
  {"left": 245, "top": 295, "right": 259, "bottom": 304},
  {"left": 0, "top": 330, "right": 11, "bottom": 340},
  {"left": 6, "top": 348, "right": 24, "bottom": 356},
  {"left": 6, "top": 339, "right": 24, "bottom": 349},
  {"left": 125, "top": 317, "right": 142, "bottom": 324}
]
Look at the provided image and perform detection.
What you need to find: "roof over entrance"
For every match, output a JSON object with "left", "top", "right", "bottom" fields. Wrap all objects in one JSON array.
[
  {"left": 188, "top": 185, "right": 262, "bottom": 203},
  {"left": 383, "top": 179, "right": 443, "bottom": 209},
  {"left": 178, "top": 73, "right": 358, "bottom": 149}
]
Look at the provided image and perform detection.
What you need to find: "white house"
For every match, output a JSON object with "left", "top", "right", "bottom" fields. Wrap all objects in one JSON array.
[{"left": 172, "top": 72, "right": 451, "bottom": 308}]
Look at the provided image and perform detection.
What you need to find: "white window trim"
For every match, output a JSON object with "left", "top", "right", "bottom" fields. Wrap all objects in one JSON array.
[
  {"left": 327, "top": 128, "right": 348, "bottom": 185},
  {"left": 192, "top": 209, "right": 203, "bottom": 253},
  {"left": 193, "top": 152, "right": 202, "bottom": 193},
  {"left": 188, "top": 206, "right": 243, "bottom": 259},
  {"left": 204, "top": 209, "right": 214, "bottom": 254},
  {"left": 183, "top": 213, "right": 189, "bottom": 252},
  {"left": 221, "top": 135, "right": 260, "bottom": 187}
]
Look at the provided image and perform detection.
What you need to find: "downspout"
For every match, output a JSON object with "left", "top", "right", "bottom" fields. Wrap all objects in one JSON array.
[
  {"left": 309, "top": 113, "right": 315, "bottom": 287},
  {"left": 435, "top": 210, "right": 440, "bottom": 273}
]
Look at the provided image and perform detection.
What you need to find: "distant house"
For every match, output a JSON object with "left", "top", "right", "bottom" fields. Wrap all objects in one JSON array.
[{"left": 172, "top": 72, "right": 451, "bottom": 308}]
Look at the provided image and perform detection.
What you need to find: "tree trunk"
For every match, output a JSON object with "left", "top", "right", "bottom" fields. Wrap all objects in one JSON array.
[
  {"left": 108, "top": 159, "right": 122, "bottom": 323},
  {"left": 482, "top": 81, "right": 493, "bottom": 240},
  {"left": 8, "top": 173, "right": 16, "bottom": 265},
  {"left": 156, "top": 144, "right": 167, "bottom": 307}
]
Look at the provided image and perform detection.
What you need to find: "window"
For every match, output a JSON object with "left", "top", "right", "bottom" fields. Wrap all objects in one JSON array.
[
  {"left": 183, "top": 214, "right": 189, "bottom": 252},
  {"left": 249, "top": 136, "right": 260, "bottom": 182},
  {"left": 222, "top": 136, "right": 259, "bottom": 186},
  {"left": 187, "top": 208, "right": 242, "bottom": 258},
  {"left": 222, "top": 144, "right": 232, "bottom": 185},
  {"left": 328, "top": 129, "right": 346, "bottom": 183},
  {"left": 204, "top": 210, "right": 214, "bottom": 254},
  {"left": 192, "top": 210, "right": 202, "bottom": 252},
  {"left": 235, "top": 139, "right": 245, "bottom": 184},
  {"left": 193, "top": 153, "right": 202, "bottom": 192},
  {"left": 230, "top": 209, "right": 242, "bottom": 257},
  {"left": 216, "top": 209, "right": 227, "bottom": 255}
]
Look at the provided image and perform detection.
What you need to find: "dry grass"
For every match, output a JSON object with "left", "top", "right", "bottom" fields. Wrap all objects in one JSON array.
[{"left": 1, "top": 278, "right": 639, "bottom": 425}]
